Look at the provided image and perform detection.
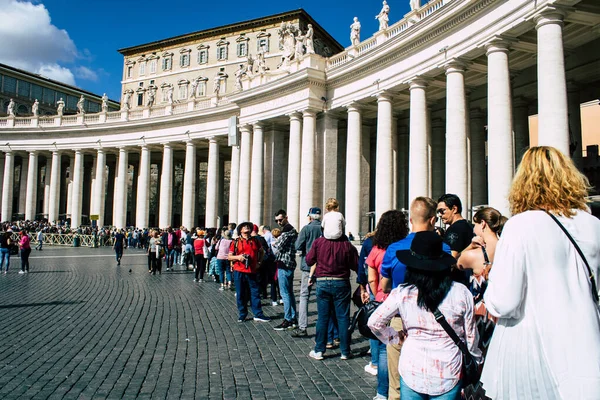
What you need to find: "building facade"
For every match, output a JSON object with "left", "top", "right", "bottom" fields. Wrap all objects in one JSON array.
[{"left": 0, "top": 0, "right": 599, "bottom": 233}]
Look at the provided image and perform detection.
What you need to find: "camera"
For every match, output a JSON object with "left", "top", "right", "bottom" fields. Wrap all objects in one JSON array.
[{"left": 243, "top": 254, "right": 250, "bottom": 269}]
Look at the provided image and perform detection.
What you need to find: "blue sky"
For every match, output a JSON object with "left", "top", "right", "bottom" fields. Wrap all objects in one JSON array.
[{"left": 0, "top": 0, "right": 412, "bottom": 102}]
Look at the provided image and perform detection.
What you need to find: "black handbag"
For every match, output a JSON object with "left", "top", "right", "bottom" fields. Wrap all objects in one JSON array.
[{"left": 349, "top": 301, "right": 381, "bottom": 340}]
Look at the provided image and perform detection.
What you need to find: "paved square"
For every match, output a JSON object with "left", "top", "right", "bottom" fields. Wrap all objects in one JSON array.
[{"left": 0, "top": 247, "right": 376, "bottom": 399}]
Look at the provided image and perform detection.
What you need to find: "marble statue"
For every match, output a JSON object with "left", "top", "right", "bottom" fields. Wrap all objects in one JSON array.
[
  {"left": 77, "top": 95, "right": 85, "bottom": 114},
  {"left": 410, "top": 0, "right": 421, "bottom": 11},
  {"left": 235, "top": 64, "right": 246, "bottom": 91},
  {"left": 246, "top": 54, "right": 255, "bottom": 76},
  {"left": 56, "top": 98, "right": 65, "bottom": 116},
  {"left": 7, "top": 98, "right": 15, "bottom": 116},
  {"left": 213, "top": 75, "right": 221, "bottom": 96},
  {"left": 350, "top": 17, "right": 361, "bottom": 46},
  {"left": 295, "top": 33, "right": 305, "bottom": 60},
  {"left": 32, "top": 99, "right": 39, "bottom": 117},
  {"left": 277, "top": 22, "right": 300, "bottom": 68},
  {"left": 305, "top": 24, "right": 315, "bottom": 54},
  {"left": 376, "top": 1, "right": 390, "bottom": 30},
  {"left": 122, "top": 90, "right": 132, "bottom": 110},
  {"left": 190, "top": 78, "right": 199, "bottom": 99},
  {"left": 146, "top": 87, "right": 155, "bottom": 107},
  {"left": 257, "top": 49, "right": 269, "bottom": 74},
  {"left": 101, "top": 93, "right": 108, "bottom": 112},
  {"left": 167, "top": 85, "right": 174, "bottom": 104}
]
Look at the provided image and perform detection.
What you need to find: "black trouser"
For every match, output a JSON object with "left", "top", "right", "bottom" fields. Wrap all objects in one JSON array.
[
  {"left": 194, "top": 255, "right": 206, "bottom": 280},
  {"left": 149, "top": 252, "right": 162, "bottom": 275},
  {"left": 20, "top": 248, "right": 31, "bottom": 271}
]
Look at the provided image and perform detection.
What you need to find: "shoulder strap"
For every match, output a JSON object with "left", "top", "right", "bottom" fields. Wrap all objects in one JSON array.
[
  {"left": 433, "top": 308, "right": 470, "bottom": 356},
  {"left": 481, "top": 246, "right": 490, "bottom": 265},
  {"left": 543, "top": 210, "right": 599, "bottom": 304}
]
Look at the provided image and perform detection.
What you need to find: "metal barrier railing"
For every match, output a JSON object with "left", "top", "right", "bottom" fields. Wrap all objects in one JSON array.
[{"left": 4, "top": 232, "right": 114, "bottom": 247}]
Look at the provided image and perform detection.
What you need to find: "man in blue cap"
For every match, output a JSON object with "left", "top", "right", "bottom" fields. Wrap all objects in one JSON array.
[{"left": 290, "top": 207, "right": 323, "bottom": 337}]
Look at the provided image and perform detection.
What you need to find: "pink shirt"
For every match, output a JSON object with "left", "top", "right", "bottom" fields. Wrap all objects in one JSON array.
[
  {"left": 368, "top": 282, "right": 482, "bottom": 395},
  {"left": 20, "top": 235, "right": 31, "bottom": 250},
  {"left": 365, "top": 246, "right": 387, "bottom": 302}
]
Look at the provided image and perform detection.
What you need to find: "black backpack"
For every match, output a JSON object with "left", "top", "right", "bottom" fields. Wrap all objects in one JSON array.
[{"left": 348, "top": 301, "right": 381, "bottom": 340}]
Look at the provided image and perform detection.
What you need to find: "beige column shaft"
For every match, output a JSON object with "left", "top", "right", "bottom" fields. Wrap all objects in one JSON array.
[
  {"left": 299, "top": 110, "right": 316, "bottom": 228},
  {"left": 70, "top": 150, "right": 84, "bottom": 228},
  {"left": 48, "top": 151, "right": 61, "bottom": 223},
  {"left": 94, "top": 149, "right": 107, "bottom": 227},
  {"left": 445, "top": 63, "right": 468, "bottom": 217},
  {"left": 238, "top": 125, "right": 252, "bottom": 223},
  {"left": 250, "top": 124, "right": 264, "bottom": 225},
  {"left": 182, "top": 141, "right": 197, "bottom": 230},
  {"left": 114, "top": 148, "right": 128, "bottom": 229},
  {"left": 345, "top": 104, "right": 362, "bottom": 237},
  {"left": 228, "top": 145, "right": 240, "bottom": 223},
  {"left": 1, "top": 152, "right": 14, "bottom": 222},
  {"left": 487, "top": 42, "right": 514, "bottom": 216},
  {"left": 159, "top": 144, "right": 173, "bottom": 228},
  {"left": 286, "top": 113, "right": 302, "bottom": 230},
  {"left": 43, "top": 157, "right": 50, "bottom": 217},
  {"left": 408, "top": 79, "right": 430, "bottom": 204},
  {"left": 375, "top": 92, "right": 394, "bottom": 220},
  {"left": 206, "top": 138, "right": 220, "bottom": 228},
  {"left": 66, "top": 155, "right": 74, "bottom": 216},
  {"left": 135, "top": 146, "right": 150, "bottom": 228},
  {"left": 19, "top": 156, "right": 28, "bottom": 215},
  {"left": 25, "top": 151, "right": 38, "bottom": 221},
  {"left": 535, "top": 10, "right": 569, "bottom": 154}
]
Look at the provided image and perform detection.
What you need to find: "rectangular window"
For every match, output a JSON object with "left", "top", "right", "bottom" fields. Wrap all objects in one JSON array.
[
  {"left": 180, "top": 54, "right": 190, "bottom": 67},
  {"left": 3, "top": 76, "right": 16, "bottom": 94},
  {"left": 17, "top": 80, "right": 30, "bottom": 98},
  {"left": 162, "top": 58, "right": 171, "bottom": 70},
  {"left": 139, "top": 62, "right": 146, "bottom": 75},
  {"left": 127, "top": 66, "right": 133, "bottom": 78},
  {"left": 179, "top": 85, "right": 188, "bottom": 100},
  {"left": 149, "top": 59, "right": 157, "bottom": 74},
  {"left": 42, "top": 88, "right": 55, "bottom": 105},
  {"left": 258, "top": 38, "right": 269, "bottom": 52},
  {"left": 67, "top": 95, "right": 78, "bottom": 110},
  {"left": 237, "top": 42, "right": 247, "bottom": 57},
  {"left": 137, "top": 93, "right": 144, "bottom": 106},
  {"left": 150, "top": 80, "right": 155, "bottom": 85},
  {"left": 217, "top": 46, "right": 227, "bottom": 60},
  {"left": 32, "top": 84, "right": 43, "bottom": 101},
  {"left": 88, "top": 102, "right": 99, "bottom": 113},
  {"left": 198, "top": 50, "right": 208, "bottom": 64},
  {"left": 198, "top": 82, "right": 206, "bottom": 97}
]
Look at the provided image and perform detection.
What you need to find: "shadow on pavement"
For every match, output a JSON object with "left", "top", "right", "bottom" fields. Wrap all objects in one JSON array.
[{"left": 0, "top": 300, "right": 84, "bottom": 309}]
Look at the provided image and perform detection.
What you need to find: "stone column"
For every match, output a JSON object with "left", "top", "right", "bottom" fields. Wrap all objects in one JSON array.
[
  {"left": 135, "top": 146, "right": 150, "bottom": 229},
  {"left": 513, "top": 97, "right": 530, "bottom": 166},
  {"left": 391, "top": 116, "right": 398, "bottom": 209},
  {"left": 299, "top": 110, "right": 317, "bottom": 227},
  {"left": 159, "top": 144, "right": 173, "bottom": 228},
  {"left": 286, "top": 113, "right": 302, "bottom": 230},
  {"left": 237, "top": 125, "right": 252, "bottom": 223},
  {"left": 445, "top": 62, "right": 468, "bottom": 216},
  {"left": 322, "top": 114, "right": 339, "bottom": 201},
  {"left": 398, "top": 125, "right": 409, "bottom": 209},
  {"left": 250, "top": 123, "right": 264, "bottom": 225},
  {"left": 345, "top": 104, "right": 362, "bottom": 237},
  {"left": 1, "top": 152, "right": 14, "bottom": 222},
  {"left": 94, "top": 149, "right": 107, "bottom": 227},
  {"left": 18, "top": 156, "right": 28, "bottom": 215},
  {"left": 535, "top": 9, "right": 568, "bottom": 154},
  {"left": 206, "top": 137, "right": 220, "bottom": 228},
  {"left": 66, "top": 155, "right": 74, "bottom": 216},
  {"left": 71, "top": 150, "right": 84, "bottom": 228},
  {"left": 375, "top": 92, "right": 394, "bottom": 219},
  {"left": 431, "top": 118, "right": 445, "bottom": 199},
  {"left": 43, "top": 157, "right": 50, "bottom": 217},
  {"left": 25, "top": 151, "right": 38, "bottom": 221},
  {"left": 228, "top": 145, "right": 240, "bottom": 223},
  {"left": 114, "top": 148, "right": 128, "bottom": 229},
  {"left": 48, "top": 151, "right": 61, "bottom": 224},
  {"left": 470, "top": 108, "right": 488, "bottom": 206},
  {"left": 487, "top": 41, "right": 514, "bottom": 216},
  {"left": 182, "top": 141, "right": 197, "bottom": 229},
  {"left": 567, "top": 83, "right": 583, "bottom": 168},
  {"left": 408, "top": 78, "right": 430, "bottom": 204},
  {"left": 89, "top": 154, "right": 97, "bottom": 219}
]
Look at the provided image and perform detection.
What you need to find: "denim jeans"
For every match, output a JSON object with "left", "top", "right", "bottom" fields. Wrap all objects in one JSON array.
[
  {"left": 233, "top": 270, "right": 266, "bottom": 320},
  {"left": 400, "top": 378, "right": 461, "bottom": 400},
  {"left": 327, "top": 313, "right": 338, "bottom": 343},
  {"left": 314, "top": 279, "right": 351, "bottom": 355},
  {"left": 168, "top": 249, "right": 177, "bottom": 269},
  {"left": 0, "top": 248, "right": 10, "bottom": 272},
  {"left": 218, "top": 259, "right": 232, "bottom": 284},
  {"left": 369, "top": 291, "right": 380, "bottom": 367},
  {"left": 278, "top": 268, "right": 297, "bottom": 322},
  {"left": 377, "top": 340, "right": 388, "bottom": 397},
  {"left": 298, "top": 270, "right": 310, "bottom": 329}
]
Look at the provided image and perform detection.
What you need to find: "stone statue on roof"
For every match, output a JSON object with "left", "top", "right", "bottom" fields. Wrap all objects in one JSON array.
[
  {"left": 376, "top": 1, "right": 390, "bottom": 30},
  {"left": 77, "top": 95, "right": 85, "bottom": 114},
  {"left": 56, "top": 98, "right": 65, "bottom": 116},
  {"left": 305, "top": 24, "right": 315, "bottom": 54},
  {"left": 32, "top": 99, "right": 39, "bottom": 117},
  {"left": 7, "top": 99, "right": 15, "bottom": 116},
  {"left": 122, "top": 91, "right": 132, "bottom": 110},
  {"left": 350, "top": 17, "right": 361, "bottom": 46},
  {"left": 101, "top": 93, "right": 108, "bottom": 112},
  {"left": 410, "top": 0, "right": 421, "bottom": 11}
]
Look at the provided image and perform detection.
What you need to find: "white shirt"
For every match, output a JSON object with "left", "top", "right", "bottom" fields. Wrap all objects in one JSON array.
[{"left": 481, "top": 210, "right": 600, "bottom": 400}]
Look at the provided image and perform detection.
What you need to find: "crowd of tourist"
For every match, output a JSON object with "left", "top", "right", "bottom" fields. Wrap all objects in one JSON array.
[{"left": 0, "top": 145, "right": 598, "bottom": 400}]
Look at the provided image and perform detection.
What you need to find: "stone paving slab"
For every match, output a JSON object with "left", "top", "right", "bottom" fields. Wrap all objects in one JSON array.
[{"left": 0, "top": 247, "right": 377, "bottom": 399}]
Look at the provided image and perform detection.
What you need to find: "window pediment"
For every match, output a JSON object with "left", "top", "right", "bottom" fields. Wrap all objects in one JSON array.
[
  {"left": 146, "top": 53, "right": 159, "bottom": 60},
  {"left": 236, "top": 34, "right": 249, "bottom": 43},
  {"left": 197, "top": 44, "right": 210, "bottom": 50},
  {"left": 256, "top": 31, "right": 271, "bottom": 39},
  {"left": 161, "top": 51, "right": 173, "bottom": 57},
  {"left": 178, "top": 79, "right": 190, "bottom": 85},
  {"left": 136, "top": 56, "right": 146, "bottom": 62},
  {"left": 126, "top": 59, "right": 136, "bottom": 65},
  {"left": 179, "top": 48, "right": 191, "bottom": 54},
  {"left": 216, "top": 38, "right": 229, "bottom": 46},
  {"left": 160, "top": 82, "right": 172, "bottom": 88}
]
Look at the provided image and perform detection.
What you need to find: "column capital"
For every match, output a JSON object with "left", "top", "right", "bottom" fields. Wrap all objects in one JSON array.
[
  {"left": 239, "top": 124, "right": 253, "bottom": 133},
  {"left": 374, "top": 90, "right": 393, "bottom": 103},
  {"left": 28, "top": 150, "right": 38, "bottom": 156},
  {"left": 344, "top": 102, "right": 362, "bottom": 113},
  {"left": 302, "top": 109, "right": 318, "bottom": 118},
  {"left": 408, "top": 77, "right": 429, "bottom": 90},
  {"left": 533, "top": 6, "right": 565, "bottom": 30},
  {"left": 161, "top": 143, "right": 172, "bottom": 150},
  {"left": 252, "top": 121, "right": 265, "bottom": 130},
  {"left": 485, "top": 36, "right": 513, "bottom": 55},
  {"left": 207, "top": 136, "right": 219, "bottom": 144},
  {"left": 443, "top": 59, "right": 468, "bottom": 75},
  {"left": 286, "top": 111, "right": 303, "bottom": 121}
]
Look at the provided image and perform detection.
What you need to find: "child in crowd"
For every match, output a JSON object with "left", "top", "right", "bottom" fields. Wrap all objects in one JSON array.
[{"left": 321, "top": 198, "right": 346, "bottom": 240}]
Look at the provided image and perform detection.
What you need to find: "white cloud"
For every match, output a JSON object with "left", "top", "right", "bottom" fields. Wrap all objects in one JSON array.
[
  {"left": 0, "top": 0, "right": 80, "bottom": 85},
  {"left": 75, "top": 66, "right": 98, "bottom": 82}
]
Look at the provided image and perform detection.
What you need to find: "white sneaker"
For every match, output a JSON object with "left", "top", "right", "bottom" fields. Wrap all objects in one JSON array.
[
  {"left": 309, "top": 350, "right": 323, "bottom": 360},
  {"left": 271, "top": 301, "right": 278, "bottom": 306},
  {"left": 279, "top": 299, "right": 284, "bottom": 305},
  {"left": 364, "top": 362, "right": 378, "bottom": 376},
  {"left": 18, "top": 270, "right": 25, "bottom": 274},
  {"left": 373, "top": 394, "right": 387, "bottom": 400}
]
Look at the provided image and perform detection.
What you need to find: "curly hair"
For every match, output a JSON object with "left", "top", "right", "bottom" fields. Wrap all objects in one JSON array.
[
  {"left": 509, "top": 146, "right": 591, "bottom": 217},
  {"left": 371, "top": 210, "right": 409, "bottom": 250}
]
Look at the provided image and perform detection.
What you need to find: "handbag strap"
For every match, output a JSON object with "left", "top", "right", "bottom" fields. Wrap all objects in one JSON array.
[
  {"left": 543, "top": 210, "right": 599, "bottom": 304},
  {"left": 433, "top": 308, "right": 471, "bottom": 356}
]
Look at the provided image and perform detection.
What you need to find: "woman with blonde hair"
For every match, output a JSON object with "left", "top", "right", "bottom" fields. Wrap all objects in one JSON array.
[{"left": 481, "top": 146, "right": 600, "bottom": 399}]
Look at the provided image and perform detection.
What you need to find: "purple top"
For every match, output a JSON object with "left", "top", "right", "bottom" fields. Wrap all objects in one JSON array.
[
  {"left": 217, "top": 238, "right": 232, "bottom": 260},
  {"left": 305, "top": 236, "right": 358, "bottom": 279}
]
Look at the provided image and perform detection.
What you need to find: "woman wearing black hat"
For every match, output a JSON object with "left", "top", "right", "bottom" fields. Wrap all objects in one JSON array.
[{"left": 368, "top": 231, "right": 482, "bottom": 400}]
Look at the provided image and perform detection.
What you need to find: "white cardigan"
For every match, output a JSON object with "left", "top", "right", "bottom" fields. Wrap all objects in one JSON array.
[{"left": 481, "top": 210, "right": 600, "bottom": 400}]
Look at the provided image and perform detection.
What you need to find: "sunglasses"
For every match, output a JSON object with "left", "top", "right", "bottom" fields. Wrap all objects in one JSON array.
[
  {"left": 437, "top": 208, "right": 448, "bottom": 215},
  {"left": 275, "top": 218, "right": 284, "bottom": 223}
]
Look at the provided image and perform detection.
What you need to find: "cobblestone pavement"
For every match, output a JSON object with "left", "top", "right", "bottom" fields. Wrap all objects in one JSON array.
[{"left": 0, "top": 247, "right": 376, "bottom": 399}]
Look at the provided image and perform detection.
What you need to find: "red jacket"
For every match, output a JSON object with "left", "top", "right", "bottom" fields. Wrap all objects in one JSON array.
[{"left": 229, "top": 237, "right": 262, "bottom": 274}]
